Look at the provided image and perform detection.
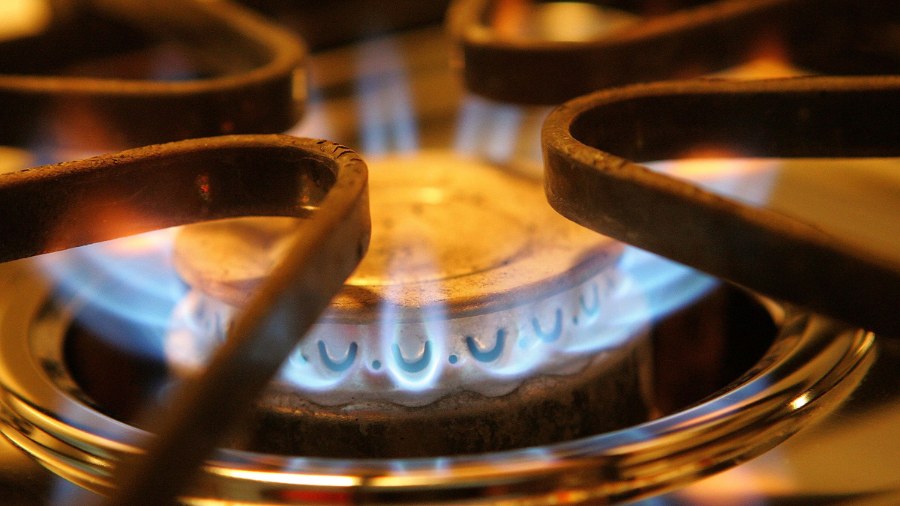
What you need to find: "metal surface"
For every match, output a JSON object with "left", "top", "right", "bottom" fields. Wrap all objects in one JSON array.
[
  {"left": 543, "top": 76, "right": 900, "bottom": 337},
  {"left": 449, "top": 0, "right": 900, "bottom": 104},
  {"left": 0, "top": 0, "right": 305, "bottom": 149}
]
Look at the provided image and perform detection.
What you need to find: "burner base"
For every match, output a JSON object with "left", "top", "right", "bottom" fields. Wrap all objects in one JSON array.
[{"left": 234, "top": 337, "right": 651, "bottom": 458}]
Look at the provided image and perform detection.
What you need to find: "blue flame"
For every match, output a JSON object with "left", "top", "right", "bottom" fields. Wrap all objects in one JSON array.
[
  {"left": 37, "top": 229, "right": 185, "bottom": 358},
  {"left": 354, "top": 38, "right": 418, "bottom": 155},
  {"left": 36, "top": 223, "right": 717, "bottom": 403},
  {"left": 377, "top": 283, "right": 447, "bottom": 393},
  {"left": 616, "top": 247, "right": 718, "bottom": 325},
  {"left": 455, "top": 96, "right": 525, "bottom": 161}
]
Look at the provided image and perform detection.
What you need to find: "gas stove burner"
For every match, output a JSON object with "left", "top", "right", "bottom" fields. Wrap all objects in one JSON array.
[
  {"left": 166, "top": 151, "right": 651, "bottom": 457},
  {"left": 0, "top": 2, "right": 896, "bottom": 502},
  {"left": 0, "top": 261, "right": 872, "bottom": 502},
  {"left": 0, "top": 139, "right": 873, "bottom": 500}
]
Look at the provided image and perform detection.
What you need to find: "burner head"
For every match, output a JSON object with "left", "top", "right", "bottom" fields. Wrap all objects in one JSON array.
[{"left": 167, "top": 152, "right": 653, "bottom": 456}]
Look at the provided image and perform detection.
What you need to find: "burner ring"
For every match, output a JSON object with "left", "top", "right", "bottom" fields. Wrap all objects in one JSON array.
[{"left": 0, "top": 260, "right": 873, "bottom": 504}]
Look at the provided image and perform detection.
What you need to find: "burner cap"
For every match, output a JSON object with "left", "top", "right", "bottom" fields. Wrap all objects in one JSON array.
[{"left": 174, "top": 151, "right": 620, "bottom": 318}]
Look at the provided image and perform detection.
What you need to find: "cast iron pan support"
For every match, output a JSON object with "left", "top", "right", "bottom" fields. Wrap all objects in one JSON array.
[
  {"left": 0, "top": 135, "right": 371, "bottom": 505},
  {"left": 449, "top": 0, "right": 900, "bottom": 104},
  {"left": 0, "top": 0, "right": 305, "bottom": 149},
  {"left": 543, "top": 76, "right": 900, "bottom": 338},
  {"left": 0, "top": 2, "right": 369, "bottom": 503}
]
